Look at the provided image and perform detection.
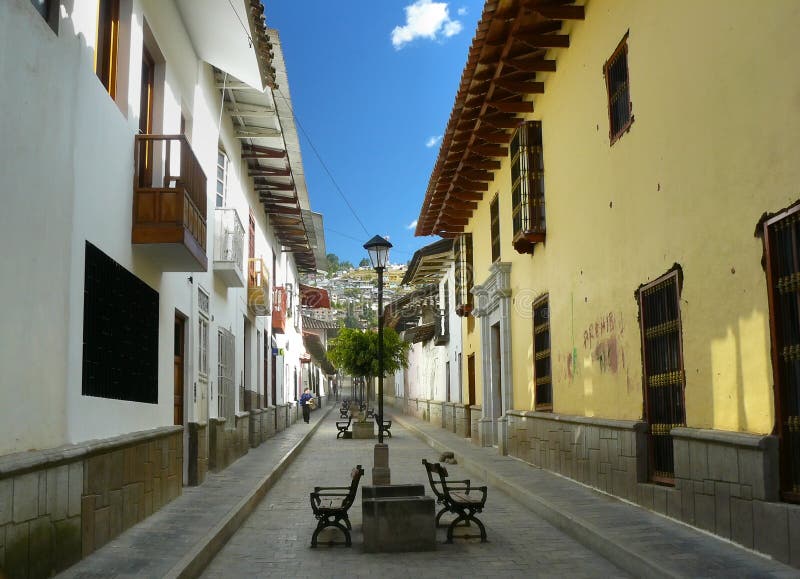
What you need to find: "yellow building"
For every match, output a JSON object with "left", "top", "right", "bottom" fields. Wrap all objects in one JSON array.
[{"left": 413, "top": 0, "right": 800, "bottom": 564}]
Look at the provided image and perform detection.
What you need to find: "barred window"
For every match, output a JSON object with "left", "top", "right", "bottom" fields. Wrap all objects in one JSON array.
[
  {"left": 604, "top": 33, "right": 633, "bottom": 144},
  {"left": 82, "top": 242, "right": 158, "bottom": 403},
  {"left": 764, "top": 207, "right": 800, "bottom": 501},
  {"left": 533, "top": 295, "right": 552, "bottom": 411},
  {"left": 217, "top": 328, "right": 235, "bottom": 426},
  {"left": 490, "top": 195, "right": 500, "bottom": 263},
  {"left": 511, "top": 121, "right": 546, "bottom": 254},
  {"left": 638, "top": 270, "right": 686, "bottom": 484},
  {"left": 454, "top": 233, "right": 473, "bottom": 316}
]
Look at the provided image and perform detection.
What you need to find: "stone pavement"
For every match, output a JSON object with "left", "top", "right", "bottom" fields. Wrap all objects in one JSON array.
[
  {"left": 390, "top": 412, "right": 800, "bottom": 579},
  {"left": 58, "top": 405, "right": 332, "bottom": 579},
  {"left": 202, "top": 412, "right": 630, "bottom": 579},
  {"left": 58, "top": 403, "right": 800, "bottom": 579}
]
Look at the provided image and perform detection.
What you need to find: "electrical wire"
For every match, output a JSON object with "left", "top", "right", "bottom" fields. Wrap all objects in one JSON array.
[{"left": 274, "top": 87, "right": 371, "bottom": 237}]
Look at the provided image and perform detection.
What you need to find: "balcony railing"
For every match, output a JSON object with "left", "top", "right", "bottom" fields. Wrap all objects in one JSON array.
[
  {"left": 132, "top": 134, "right": 207, "bottom": 271},
  {"left": 247, "top": 258, "right": 270, "bottom": 316},
  {"left": 213, "top": 208, "right": 245, "bottom": 287},
  {"left": 434, "top": 309, "right": 449, "bottom": 345},
  {"left": 272, "top": 286, "right": 287, "bottom": 333}
]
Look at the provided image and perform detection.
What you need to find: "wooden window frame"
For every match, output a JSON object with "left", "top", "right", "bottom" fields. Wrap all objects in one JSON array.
[
  {"left": 454, "top": 233, "right": 474, "bottom": 316},
  {"left": 763, "top": 203, "right": 800, "bottom": 503},
  {"left": 30, "top": 0, "right": 59, "bottom": 34},
  {"left": 490, "top": 195, "right": 500, "bottom": 263},
  {"left": 216, "top": 150, "right": 228, "bottom": 208},
  {"left": 603, "top": 32, "right": 633, "bottom": 145},
  {"left": 532, "top": 294, "right": 552, "bottom": 412},
  {"left": 510, "top": 121, "right": 546, "bottom": 255},
  {"left": 95, "top": 0, "right": 120, "bottom": 99},
  {"left": 637, "top": 269, "right": 686, "bottom": 485}
]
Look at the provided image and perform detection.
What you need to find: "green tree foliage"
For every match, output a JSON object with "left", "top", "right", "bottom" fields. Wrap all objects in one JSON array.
[
  {"left": 340, "top": 260, "right": 354, "bottom": 270},
  {"left": 326, "top": 253, "right": 340, "bottom": 273},
  {"left": 328, "top": 328, "right": 409, "bottom": 378},
  {"left": 358, "top": 258, "right": 370, "bottom": 267}
]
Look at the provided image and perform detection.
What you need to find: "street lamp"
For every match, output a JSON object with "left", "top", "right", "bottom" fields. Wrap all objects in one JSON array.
[{"left": 364, "top": 234, "right": 392, "bottom": 484}]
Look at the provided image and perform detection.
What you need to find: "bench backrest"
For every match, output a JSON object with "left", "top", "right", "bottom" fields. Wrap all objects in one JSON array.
[
  {"left": 422, "top": 459, "right": 449, "bottom": 500},
  {"left": 342, "top": 465, "right": 364, "bottom": 509}
]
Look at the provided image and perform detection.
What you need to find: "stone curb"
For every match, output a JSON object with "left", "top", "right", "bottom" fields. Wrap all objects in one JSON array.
[
  {"left": 163, "top": 405, "right": 334, "bottom": 579},
  {"left": 391, "top": 412, "right": 680, "bottom": 579}
]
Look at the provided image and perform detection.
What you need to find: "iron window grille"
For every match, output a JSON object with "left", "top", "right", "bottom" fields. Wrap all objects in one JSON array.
[
  {"left": 511, "top": 121, "right": 546, "bottom": 255},
  {"left": 82, "top": 242, "right": 158, "bottom": 403},
  {"left": 217, "top": 328, "right": 235, "bottom": 427},
  {"left": 454, "top": 233, "right": 474, "bottom": 316},
  {"left": 533, "top": 295, "right": 552, "bottom": 411},
  {"left": 198, "top": 288, "right": 210, "bottom": 393},
  {"left": 490, "top": 195, "right": 500, "bottom": 263},
  {"left": 637, "top": 270, "right": 686, "bottom": 484},
  {"left": 763, "top": 206, "right": 800, "bottom": 502},
  {"left": 604, "top": 33, "right": 633, "bottom": 145}
]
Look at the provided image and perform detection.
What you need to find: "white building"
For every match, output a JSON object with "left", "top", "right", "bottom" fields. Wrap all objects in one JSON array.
[
  {"left": 386, "top": 240, "right": 466, "bottom": 432},
  {"left": 0, "top": 0, "right": 323, "bottom": 573}
]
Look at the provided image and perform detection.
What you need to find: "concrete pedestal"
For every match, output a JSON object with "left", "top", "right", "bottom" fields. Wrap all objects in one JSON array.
[
  {"left": 352, "top": 421, "right": 374, "bottom": 439},
  {"left": 362, "top": 484, "right": 436, "bottom": 552},
  {"left": 372, "top": 443, "right": 391, "bottom": 485}
]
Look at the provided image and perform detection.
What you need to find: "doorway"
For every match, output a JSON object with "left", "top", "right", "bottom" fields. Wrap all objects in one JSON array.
[
  {"left": 243, "top": 317, "right": 252, "bottom": 411},
  {"left": 490, "top": 323, "right": 502, "bottom": 445},
  {"left": 173, "top": 313, "right": 186, "bottom": 426},
  {"left": 467, "top": 354, "right": 476, "bottom": 407}
]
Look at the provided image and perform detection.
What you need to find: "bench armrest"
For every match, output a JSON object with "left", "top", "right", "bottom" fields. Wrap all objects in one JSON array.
[{"left": 314, "top": 485, "right": 349, "bottom": 492}]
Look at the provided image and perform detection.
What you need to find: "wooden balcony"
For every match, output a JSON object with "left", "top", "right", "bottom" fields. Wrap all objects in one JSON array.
[
  {"left": 247, "top": 258, "right": 270, "bottom": 316},
  {"left": 272, "top": 286, "right": 287, "bottom": 333},
  {"left": 132, "top": 134, "right": 208, "bottom": 272}
]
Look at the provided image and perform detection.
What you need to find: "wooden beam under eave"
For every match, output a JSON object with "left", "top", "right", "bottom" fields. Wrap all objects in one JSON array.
[
  {"left": 493, "top": 79, "right": 545, "bottom": 94},
  {"left": 459, "top": 169, "right": 493, "bottom": 182},
  {"left": 517, "top": 34, "right": 570, "bottom": 49},
  {"left": 464, "top": 158, "right": 502, "bottom": 171},
  {"left": 475, "top": 130, "right": 512, "bottom": 144},
  {"left": 471, "top": 143, "right": 509, "bottom": 156},
  {"left": 503, "top": 57, "right": 557, "bottom": 73},
  {"left": 534, "top": 4, "right": 585, "bottom": 20},
  {"left": 450, "top": 191, "right": 483, "bottom": 201},
  {"left": 464, "top": 94, "right": 485, "bottom": 109},
  {"left": 446, "top": 199, "right": 478, "bottom": 210},
  {"left": 255, "top": 183, "right": 296, "bottom": 191},
  {"left": 454, "top": 179, "right": 489, "bottom": 192},
  {"left": 486, "top": 100, "right": 534, "bottom": 114},
  {"left": 249, "top": 167, "right": 292, "bottom": 177}
]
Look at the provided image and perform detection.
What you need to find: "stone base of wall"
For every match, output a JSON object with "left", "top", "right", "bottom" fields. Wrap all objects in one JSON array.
[
  {"left": 248, "top": 409, "right": 263, "bottom": 449},
  {"left": 470, "top": 405, "right": 481, "bottom": 446},
  {"left": 276, "top": 405, "right": 288, "bottom": 432},
  {"left": 506, "top": 411, "right": 800, "bottom": 568},
  {"left": 187, "top": 422, "right": 208, "bottom": 487},
  {"left": 208, "top": 414, "right": 249, "bottom": 473},
  {"left": 0, "top": 426, "right": 182, "bottom": 577},
  {"left": 455, "top": 404, "right": 470, "bottom": 438},
  {"left": 429, "top": 401, "right": 443, "bottom": 428},
  {"left": 263, "top": 407, "right": 276, "bottom": 439}
]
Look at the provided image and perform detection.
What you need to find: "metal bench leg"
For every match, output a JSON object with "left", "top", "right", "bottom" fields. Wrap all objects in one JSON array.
[{"left": 446, "top": 514, "right": 467, "bottom": 543}]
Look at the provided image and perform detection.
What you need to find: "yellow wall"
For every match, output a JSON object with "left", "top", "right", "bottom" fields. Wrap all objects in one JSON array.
[{"left": 457, "top": 0, "right": 800, "bottom": 434}]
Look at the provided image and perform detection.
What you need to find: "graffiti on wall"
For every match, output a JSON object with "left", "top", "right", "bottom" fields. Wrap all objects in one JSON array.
[{"left": 584, "top": 311, "right": 626, "bottom": 375}]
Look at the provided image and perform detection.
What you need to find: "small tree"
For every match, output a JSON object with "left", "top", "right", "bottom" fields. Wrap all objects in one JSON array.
[
  {"left": 358, "top": 258, "right": 370, "bottom": 268},
  {"left": 328, "top": 327, "right": 409, "bottom": 382}
]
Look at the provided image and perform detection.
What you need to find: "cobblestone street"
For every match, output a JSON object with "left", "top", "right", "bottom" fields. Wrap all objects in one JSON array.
[{"left": 201, "top": 411, "right": 630, "bottom": 579}]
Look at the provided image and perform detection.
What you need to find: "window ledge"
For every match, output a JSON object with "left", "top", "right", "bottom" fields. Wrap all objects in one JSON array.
[{"left": 513, "top": 230, "right": 546, "bottom": 255}]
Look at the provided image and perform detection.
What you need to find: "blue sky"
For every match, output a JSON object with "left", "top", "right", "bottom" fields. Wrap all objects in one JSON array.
[{"left": 264, "top": 0, "right": 483, "bottom": 265}]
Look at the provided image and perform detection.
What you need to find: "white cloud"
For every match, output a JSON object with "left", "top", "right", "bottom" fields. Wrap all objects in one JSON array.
[
  {"left": 425, "top": 135, "right": 442, "bottom": 148},
  {"left": 406, "top": 220, "right": 418, "bottom": 230},
  {"left": 391, "top": 0, "right": 463, "bottom": 49},
  {"left": 457, "top": 7, "right": 467, "bottom": 16}
]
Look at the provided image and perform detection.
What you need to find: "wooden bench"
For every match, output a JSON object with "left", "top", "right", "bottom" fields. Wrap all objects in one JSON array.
[
  {"left": 422, "top": 459, "right": 488, "bottom": 543},
  {"left": 374, "top": 416, "right": 392, "bottom": 438},
  {"left": 336, "top": 417, "right": 351, "bottom": 438},
  {"left": 309, "top": 464, "right": 364, "bottom": 547}
]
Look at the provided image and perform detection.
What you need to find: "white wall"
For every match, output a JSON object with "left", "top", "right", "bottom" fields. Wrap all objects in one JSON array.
[{"left": 0, "top": 0, "right": 311, "bottom": 455}]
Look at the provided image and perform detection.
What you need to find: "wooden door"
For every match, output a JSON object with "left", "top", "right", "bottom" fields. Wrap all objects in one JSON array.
[
  {"left": 174, "top": 314, "right": 185, "bottom": 425},
  {"left": 467, "top": 354, "right": 476, "bottom": 406}
]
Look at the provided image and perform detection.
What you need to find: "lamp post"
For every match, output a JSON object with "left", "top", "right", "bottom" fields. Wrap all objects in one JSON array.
[{"left": 364, "top": 234, "right": 392, "bottom": 484}]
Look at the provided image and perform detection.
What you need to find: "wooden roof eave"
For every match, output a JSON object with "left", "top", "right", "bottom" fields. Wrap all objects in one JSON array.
[{"left": 416, "top": 0, "right": 581, "bottom": 236}]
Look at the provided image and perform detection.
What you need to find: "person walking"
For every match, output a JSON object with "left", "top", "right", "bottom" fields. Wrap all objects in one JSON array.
[{"left": 299, "top": 387, "right": 314, "bottom": 424}]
